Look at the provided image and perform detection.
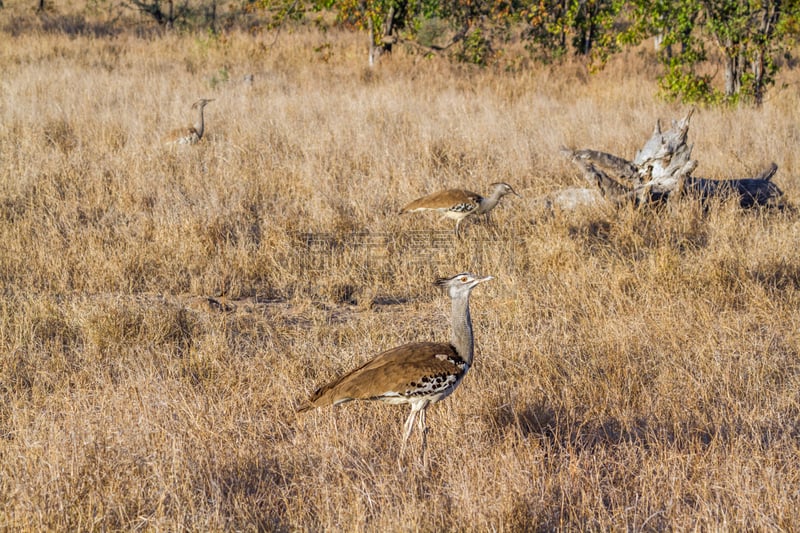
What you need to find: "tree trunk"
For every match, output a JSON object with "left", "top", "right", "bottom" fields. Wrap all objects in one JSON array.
[
  {"left": 723, "top": 47, "right": 743, "bottom": 97},
  {"left": 750, "top": 2, "right": 780, "bottom": 106},
  {"left": 381, "top": 5, "right": 395, "bottom": 55},
  {"left": 752, "top": 48, "right": 765, "bottom": 105},
  {"left": 205, "top": 0, "right": 217, "bottom": 31},
  {"left": 367, "top": 16, "right": 378, "bottom": 67}
]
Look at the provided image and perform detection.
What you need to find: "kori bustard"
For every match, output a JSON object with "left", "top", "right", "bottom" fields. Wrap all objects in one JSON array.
[
  {"left": 297, "top": 273, "right": 493, "bottom": 466},
  {"left": 400, "top": 182, "right": 519, "bottom": 237},
  {"left": 165, "top": 98, "right": 214, "bottom": 145}
]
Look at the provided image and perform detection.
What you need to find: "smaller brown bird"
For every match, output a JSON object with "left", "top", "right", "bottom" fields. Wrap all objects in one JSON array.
[
  {"left": 400, "top": 182, "right": 520, "bottom": 237},
  {"left": 297, "top": 273, "right": 493, "bottom": 466},
  {"left": 165, "top": 98, "right": 214, "bottom": 145}
]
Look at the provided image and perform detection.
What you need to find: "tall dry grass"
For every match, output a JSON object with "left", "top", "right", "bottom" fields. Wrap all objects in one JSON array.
[{"left": 1, "top": 10, "right": 800, "bottom": 531}]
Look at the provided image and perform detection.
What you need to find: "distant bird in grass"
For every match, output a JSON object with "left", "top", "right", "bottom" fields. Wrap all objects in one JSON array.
[
  {"left": 165, "top": 98, "right": 214, "bottom": 145},
  {"left": 297, "top": 272, "right": 493, "bottom": 467},
  {"left": 400, "top": 182, "right": 520, "bottom": 237}
]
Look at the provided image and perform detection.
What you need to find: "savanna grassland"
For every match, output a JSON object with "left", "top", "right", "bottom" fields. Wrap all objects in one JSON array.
[{"left": 2, "top": 7, "right": 800, "bottom": 531}]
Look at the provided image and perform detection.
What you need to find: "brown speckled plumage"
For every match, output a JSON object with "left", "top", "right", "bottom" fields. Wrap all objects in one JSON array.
[
  {"left": 298, "top": 342, "right": 467, "bottom": 410},
  {"left": 399, "top": 183, "right": 519, "bottom": 237}
]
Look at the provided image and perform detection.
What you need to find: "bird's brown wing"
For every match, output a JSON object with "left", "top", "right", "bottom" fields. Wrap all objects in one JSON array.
[
  {"left": 298, "top": 342, "right": 464, "bottom": 411},
  {"left": 400, "top": 189, "right": 481, "bottom": 213},
  {"left": 164, "top": 126, "right": 199, "bottom": 144}
]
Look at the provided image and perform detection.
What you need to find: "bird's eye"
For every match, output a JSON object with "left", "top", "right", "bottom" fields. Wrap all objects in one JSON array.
[{"left": 460, "top": 276, "right": 468, "bottom": 282}]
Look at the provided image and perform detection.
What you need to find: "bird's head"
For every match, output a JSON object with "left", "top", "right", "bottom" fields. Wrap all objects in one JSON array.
[
  {"left": 434, "top": 273, "right": 493, "bottom": 298},
  {"left": 192, "top": 98, "right": 215, "bottom": 109},
  {"left": 490, "top": 182, "right": 521, "bottom": 198}
]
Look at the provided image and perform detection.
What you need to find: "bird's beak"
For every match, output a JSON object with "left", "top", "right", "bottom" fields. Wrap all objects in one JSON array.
[
  {"left": 511, "top": 189, "right": 522, "bottom": 198},
  {"left": 474, "top": 275, "right": 494, "bottom": 285}
]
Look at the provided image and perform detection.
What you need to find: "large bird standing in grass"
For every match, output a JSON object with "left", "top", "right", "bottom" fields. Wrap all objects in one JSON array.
[{"left": 297, "top": 273, "right": 493, "bottom": 466}]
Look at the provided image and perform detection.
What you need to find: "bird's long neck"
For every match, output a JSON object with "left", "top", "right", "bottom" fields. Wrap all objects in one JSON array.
[
  {"left": 194, "top": 105, "right": 205, "bottom": 138},
  {"left": 478, "top": 190, "right": 503, "bottom": 213},
  {"left": 450, "top": 293, "right": 474, "bottom": 366}
]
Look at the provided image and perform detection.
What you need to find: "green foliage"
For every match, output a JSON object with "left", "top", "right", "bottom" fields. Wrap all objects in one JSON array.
[
  {"left": 255, "top": 0, "right": 308, "bottom": 30},
  {"left": 520, "top": 0, "right": 568, "bottom": 60},
  {"left": 518, "top": 0, "right": 625, "bottom": 65},
  {"left": 250, "top": 0, "right": 800, "bottom": 104},
  {"left": 415, "top": 16, "right": 448, "bottom": 48},
  {"left": 622, "top": 0, "right": 800, "bottom": 105},
  {"left": 658, "top": 60, "right": 721, "bottom": 104},
  {"left": 571, "top": 0, "right": 624, "bottom": 57},
  {"left": 456, "top": 26, "right": 492, "bottom": 65}
]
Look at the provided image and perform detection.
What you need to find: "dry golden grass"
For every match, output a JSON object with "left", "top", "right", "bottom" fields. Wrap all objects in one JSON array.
[{"left": 2, "top": 11, "right": 800, "bottom": 531}]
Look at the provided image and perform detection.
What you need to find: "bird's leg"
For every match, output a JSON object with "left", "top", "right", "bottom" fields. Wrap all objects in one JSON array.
[
  {"left": 454, "top": 219, "right": 463, "bottom": 239},
  {"left": 399, "top": 408, "right": 418, "bottom": 468},
  {"left": 418, "top": 407, "right": 429, "bottom": 471}
]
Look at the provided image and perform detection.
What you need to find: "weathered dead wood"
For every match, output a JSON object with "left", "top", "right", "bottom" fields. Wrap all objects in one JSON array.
[
  {"left": 560, "top": 148, "right": 640, "bottom": 205},
  {"left": 537, "top": 187, "right": 603, "bottom": 212},
  {"left": 561, "top": 111, "right": 783, "bottom": 209},
  {"left": 684, "top": 164, "right": 782, "bottom": 208}
]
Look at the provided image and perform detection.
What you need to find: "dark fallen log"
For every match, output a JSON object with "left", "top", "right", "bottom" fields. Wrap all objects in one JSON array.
[
  {"left": 560, "top": 111, "right": 783, "bottom": 209},
  {"left": 685, "top": 164, "right": 782, "bottom": 208}
]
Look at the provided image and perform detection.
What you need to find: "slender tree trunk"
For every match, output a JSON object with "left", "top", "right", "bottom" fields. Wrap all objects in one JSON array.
[
  {"left": 205, "top": 0, "right": 217, "bottom": 31},
  {"left": 654, "top": 32, "right": 664, "bottom": 52},
  {"left": 367, "top": 16, "right": 378, "bottom": 67},
  {"left": 381, "top": 5, "right": 395, "bottom": 54},
  {"left": 584, "top": 21, "right": 593, "bottom": 55},
  {"left": 752, "top": 48, "right": 765, "bottom": 105},
  {"left": 654, "top": 32, "right": 674, "bottom": 59},
  {"left": 723, "top": 47, "right": 743, "bottom": 98},
  {"left": 750, "top": 2, "right": 779, "bottom": 106}
]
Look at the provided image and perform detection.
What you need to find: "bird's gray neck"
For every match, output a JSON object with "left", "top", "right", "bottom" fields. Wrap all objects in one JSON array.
[
  {"left": 450, "top": 293, "right": 474, "bottom": 365},
  {"left": 478, "top": 189, "right": 503, "bottom": 214},
  {"left": 194, "top": 106, "right": 205, "bottom": 138}
]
